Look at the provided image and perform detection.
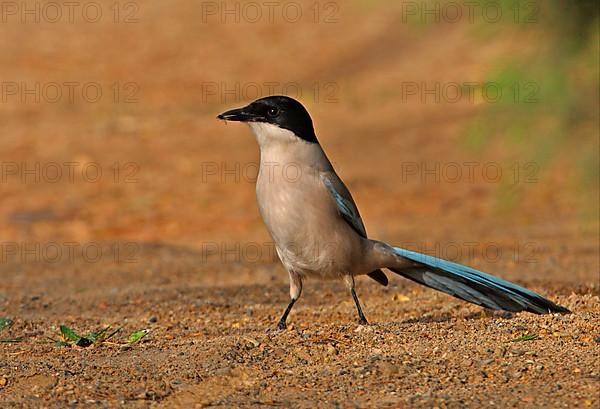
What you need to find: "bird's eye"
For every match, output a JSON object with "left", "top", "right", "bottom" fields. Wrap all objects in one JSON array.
[{"left": 267, "top": 107, "right": 279, "bottom": 117}]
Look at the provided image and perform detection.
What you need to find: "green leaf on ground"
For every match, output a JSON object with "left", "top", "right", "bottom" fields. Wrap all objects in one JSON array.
[
  {"left": 59, "top": 325, "right": 93, "bottom": 347},
  {"left": 0, "top": 318, "right": 19, "bottom": 342},
  {"left": 52, "top": 325, "right": 145, "bottom": 347},
  {"left": 127, "top": 329, "right": 149, "bottom": 344},
  {"left": 60, "top": 325, "right": 82, "bottom": 342},
  {"left": 511, "top": 334, "right": 539, "bottom": 342},
  {"left": 0, "top": 318, "right": 13, "bottom": 332},
  {"left": 85, "top": 327, "right": 111, "bottom": 342}
]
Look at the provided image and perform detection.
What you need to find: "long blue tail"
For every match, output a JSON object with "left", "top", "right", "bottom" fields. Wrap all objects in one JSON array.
[{"left": 389, "top": 247, "right": 570, "bottom": 314}]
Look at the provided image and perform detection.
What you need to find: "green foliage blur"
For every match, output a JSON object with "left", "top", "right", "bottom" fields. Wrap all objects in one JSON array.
[{"left": 462, "top": 0, "right": 599, "bottom": 217}]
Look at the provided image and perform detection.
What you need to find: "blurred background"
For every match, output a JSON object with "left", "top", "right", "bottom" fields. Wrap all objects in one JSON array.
[{"left": 0, "top": 0, "right": 598, "bottom": 285}]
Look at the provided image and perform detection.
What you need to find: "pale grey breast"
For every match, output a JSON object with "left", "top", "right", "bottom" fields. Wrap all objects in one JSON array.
[{"left": 254, "top": 137, "right": 362, "bottom": 277}]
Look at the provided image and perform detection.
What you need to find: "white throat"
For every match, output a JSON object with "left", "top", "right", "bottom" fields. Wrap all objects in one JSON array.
[
  {"left": 247, "top": 122, "right": 298, "bottom": 150},
  {"left": 246, "top": 121, "right": 328, "bottom": 173}
]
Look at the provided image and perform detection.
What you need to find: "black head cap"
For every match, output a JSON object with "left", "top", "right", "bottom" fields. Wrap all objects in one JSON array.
[{"left": 217, "top": 95, "right": 318, "bottom": 143}]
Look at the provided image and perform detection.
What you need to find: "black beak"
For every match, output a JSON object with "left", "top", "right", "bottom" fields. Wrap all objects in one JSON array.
[{"left": 217, "top": 105, "right": 264, "bottom": 122}]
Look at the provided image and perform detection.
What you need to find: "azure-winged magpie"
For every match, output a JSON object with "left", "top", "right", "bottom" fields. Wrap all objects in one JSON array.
[{"left": 217, "top": 95, "right": 570, "bottom": 329}]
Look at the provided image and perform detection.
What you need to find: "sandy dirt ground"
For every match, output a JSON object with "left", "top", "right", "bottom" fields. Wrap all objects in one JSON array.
[
  {"left": 0, "top": 240, "right": 598, "bottom": 408},
  {"left": 0, "top": 0, "right": 599, "bottom": 407}
]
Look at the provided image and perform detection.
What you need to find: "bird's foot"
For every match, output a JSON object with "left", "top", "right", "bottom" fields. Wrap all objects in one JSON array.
[
  {"left": 265, "top": 321, "right": 287, "bottom": 335},
  {"left": 358, "top": 317, "right": 369, "bottom": 326}
]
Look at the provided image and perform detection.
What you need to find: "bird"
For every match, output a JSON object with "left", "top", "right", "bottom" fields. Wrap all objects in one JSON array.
[{"left": 217, "top": 95, "right": 570, "bottom": 329}]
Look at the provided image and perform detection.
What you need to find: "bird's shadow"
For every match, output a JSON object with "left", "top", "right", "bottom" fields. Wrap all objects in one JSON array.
[{"left": 401, "top": 309, "right": 515, "bottom": 324}]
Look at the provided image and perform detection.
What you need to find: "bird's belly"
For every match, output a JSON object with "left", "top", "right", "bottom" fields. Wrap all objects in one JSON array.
[{"left": 256, "top": 173, "right": 361, "bottom": 278}]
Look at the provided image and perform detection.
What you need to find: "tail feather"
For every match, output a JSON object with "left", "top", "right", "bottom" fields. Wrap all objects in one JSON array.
[{"left": 389, "top": 247, "right": 570, "bottom": 314}]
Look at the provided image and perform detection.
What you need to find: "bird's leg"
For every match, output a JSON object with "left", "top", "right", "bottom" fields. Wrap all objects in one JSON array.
[
  {"left": 277, "top": 271, "right": 302, "bottom": 330},
  {"left": 277, "top": 298, "right": 296, "bottom": 330},
  {"left": 352, "top": 289, "right": 369, "bottom": 325},
  {"left": 344, "top": 275, "right": 368, "bottom": 325}
]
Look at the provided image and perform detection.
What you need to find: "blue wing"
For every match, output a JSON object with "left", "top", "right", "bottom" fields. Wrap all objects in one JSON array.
[
  {"left": 321, "top": 173, "right": 388, "bottom": 286},
  {"left": 321, "top": 174, "right": 367, "bottom": 238}
]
